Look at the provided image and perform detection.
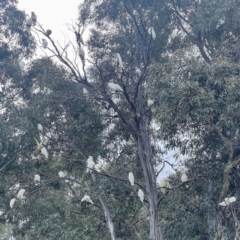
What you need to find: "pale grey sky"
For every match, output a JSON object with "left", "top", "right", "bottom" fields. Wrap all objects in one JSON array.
[{"left": 18, "top": 0, "right": 81, "bottom": 32}]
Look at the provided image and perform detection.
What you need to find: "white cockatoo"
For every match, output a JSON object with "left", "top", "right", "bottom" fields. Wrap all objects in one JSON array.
[
  {"left": 181, "top": 172, "right": 188, "bottom": 183},
  {"left": 159, "top": 178, "right": 171, "bottom": 193},
  {"left": 94, "top": 163, "right": 103, "bottom": 172},
  {"left": 138, "top": 189, "right": 144, "bottom": 202},
  {"left": 81, "top": 195, "right": 93, "bottom": 204},
  {"left": 46, "top": 29, "right": 52, "bottom": 37},
  {"left": 19, "top": 60, "right": 25, "bottom": 69},
  {"left": 229, "top": 196, "right": 237, "bottom": 203},
  {"left": 219, "top": 196, "right": 237, "bottom": 206},
  {"left": 83, "top": 88, "right": 88, "bottom": 95},
  {"left": 31, "top": 12, "right": 37, "bottom": 26},
  {"left": 41, "top": 147, "right": 48, "bottom": 159},
  {"left": 126, "top": 138, "right": 133, "bottom": 146},
  {"left": 107, "top": 82, "right": 123, "bottom": 92},
  {"left": 86, "top": 156, "right": 95, "bottom": 173},
  {"left": 58, "top": 171, "right": 67, "bottom": 178},
  {"left": 148, "top": 27, "right": 156, "bottom": 40},
  {"left": 35, "top": 139, "right": 48, "bottom": 159},
  {"left": 135, "top": 67, "right": 141, "bottom": 76},
  {"left": 79, "top": 47, "right": 85, "bottom": 64},
  {"left": 17, "top": 189, "right": 26, "bottom": 199},
  {"left": 116, "top": 53, "right": 123, "bottom": 69},
  {"left": 128, "top": 172, "right": 134, "bottom": 186},
  {"left": 42, "top": 39, "right": 48, "bottom": 49},
  {"left": 147, "top": 99, "right": 154, "bottom": 107},
  {"left": 10, "top": 198, "right": 16, "bottom": 209},
  {"left": 83, "top": 88, "right": 89, "bottom": 100},
  {"left": 25, "top": 18, "right": 32, "bottom": 29},
  {"left": 34, "top": 174, "right": 41, "bottom": 185},
  {"left": 37, "top": 123, "right": 43, "bottom": 133},
  {"left": 101, "top": 162, "right": 109, "bottom": 171}
]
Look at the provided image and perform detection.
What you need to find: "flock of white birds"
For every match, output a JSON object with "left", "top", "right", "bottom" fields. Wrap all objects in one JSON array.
[
  {"left": 12, "top": 12, "right": 237, "bottom": 211},
  {"left": 19, "top": 11, "right": 156, "bottom": 110}
]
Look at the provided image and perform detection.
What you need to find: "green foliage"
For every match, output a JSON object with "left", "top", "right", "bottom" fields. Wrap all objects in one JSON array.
[{"left": 2, "top": 0, "right": 240, "bottom": 239}]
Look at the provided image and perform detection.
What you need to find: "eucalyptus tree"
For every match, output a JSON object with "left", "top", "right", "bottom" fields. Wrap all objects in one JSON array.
[
  {"left": 147, "top": 0, "right": 240, "bottom": 238},
  {"left": 31, "top": 0, "right": 176, "bottom": 239},
  {"left": 3, "top": 0, "right": 240, "bottom": 239}
]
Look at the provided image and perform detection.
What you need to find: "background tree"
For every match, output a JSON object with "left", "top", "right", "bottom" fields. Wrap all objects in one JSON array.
[{"left": 2, "top": 0, "right": 240, "bottom": 239}]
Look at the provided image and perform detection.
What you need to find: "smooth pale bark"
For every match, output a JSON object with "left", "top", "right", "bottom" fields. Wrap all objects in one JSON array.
[
  {"left": 135, "top": 96, "right": 163, "bottom": 240},
  {"left": 91, "top": 173, "right": 116, "bottom": 240}
]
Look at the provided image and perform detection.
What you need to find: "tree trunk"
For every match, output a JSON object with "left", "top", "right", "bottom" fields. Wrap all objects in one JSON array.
[{"left": 135, "top": 100, "right": 163, "bottom": 240}]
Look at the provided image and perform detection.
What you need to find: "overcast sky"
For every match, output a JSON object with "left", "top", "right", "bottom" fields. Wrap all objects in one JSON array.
[{"left": 18, "top": 0, "right": 81, "bottom": 33}]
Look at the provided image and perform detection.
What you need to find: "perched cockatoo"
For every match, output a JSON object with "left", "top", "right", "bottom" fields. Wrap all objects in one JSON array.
[
  {"left": 138, "top": 189, "right": 144, "bottom": 202},
  {"left": 101, "top": 162, "right": 108, "bottom": 171},
  {"left": 94, "top": 163, "right": 103, "bottom": 172},
  {"left": 46, "top": 29, "right": 52, "bottom": 36},
  {"left": 37, "top": 123, "right": 43, "bottom": 133},
  {"left": 19, "top": 60, "right": 25, "bottom": 70},
  {"left": 81, "top": 195, "right": 93, "bottom": 204},
  {"left": 31, "top": 12, "right": 37, "bottom": 26},
  {"left": 229, "top": 196, "right": 237, "bottom": 203},
  {"left": 116, "top": 53, "right": 123, "bottom": 69},
  {"left": 86, "top": 156, "right": 95, "bottom": 173},
  {"left": 34, "top": 174, "right": 40, "bottom": 185},
  {"left": 181, "top": 172, "right": 188, "bottom": 183},
  {"left": 79, "top": 47, "right": 85, "bottom": 64},
  {"left": 135, "top": 68, "right": 141, "bottom": 76},
  {"left": 219, "top": 196, "right": 236, "bottom": 206},
  {"left": 42, "top": 39, "right": 48, "bottom": 49},
  {"left": 148, "top": 27, "right": 156, "bottom": 40},
  {"left": 58, "top": 171, "right": 67, "bottom": 178},
  {"left": 159, "top": 178, "right": 171, "bottom": 193},
  {"left": 10, "top": 198, "right": 16, "bottom": 209},
  {"left": 35, "top": 139, "right": 48, "bottom": 159},
  {"left": 83, "top": 88, "right": 88, "bottom": 95},
  {"left": 25, "top": 18, "right": 32, "bottom": 29},
  {"left": 107, "top": 82, "right": 123, "bottom": 92},
  {"left": 128, "top": 172, "right": 134, "bottom": 186},
  {"left": 83, "top": 88, "right": 89, "bottom": 100},
  {"left": 17, "top": 189, "right": 26, "bottom": 199},
  {"left": 41, "top": 147, "right": 48, "bottom": 159},
  {"left": 147, "top": 99, "right": 154, "bottom": 107}
]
